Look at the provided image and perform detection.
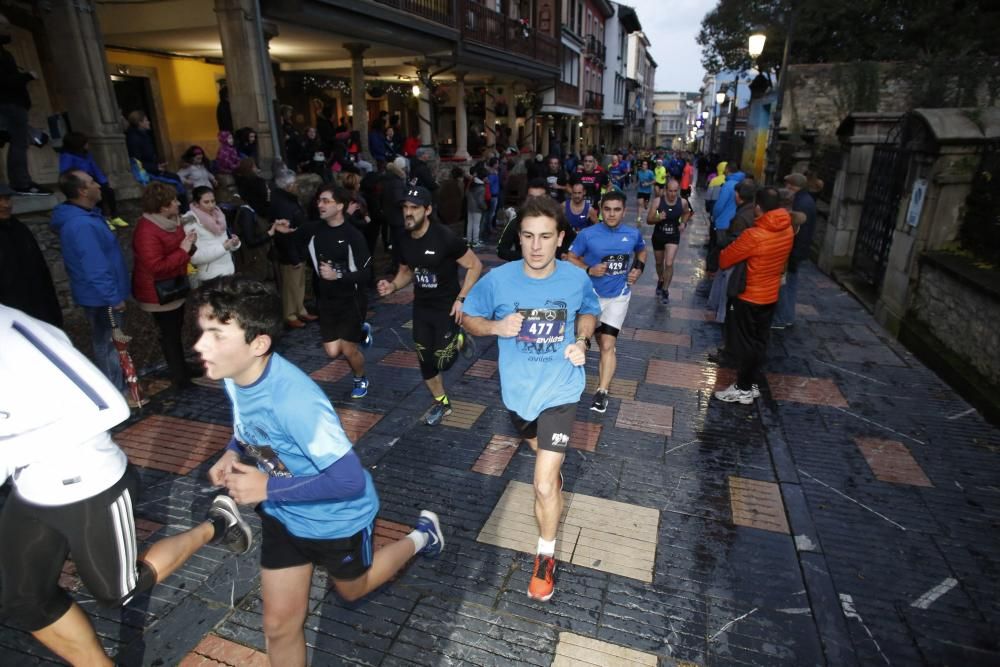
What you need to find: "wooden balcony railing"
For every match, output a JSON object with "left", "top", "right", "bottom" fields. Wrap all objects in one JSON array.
[
  {"left": 556, "top": 81, "right": 579, "bottom": 106},
  {"left": 460, "top": 0, "right": 558, "bottom": 67},
  {"left": 372, "top": 0, "right": 455, "bottom": 26}
]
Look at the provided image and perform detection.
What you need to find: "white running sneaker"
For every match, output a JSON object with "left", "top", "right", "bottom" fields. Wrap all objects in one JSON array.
[{"left": 714, "top": 383, "right": 754, "bottom": 405}]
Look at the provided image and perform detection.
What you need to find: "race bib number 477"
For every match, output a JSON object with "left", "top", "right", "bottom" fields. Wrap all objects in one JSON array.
[{"left": 516, "top": 307, "right": 567, "bottom": 346}]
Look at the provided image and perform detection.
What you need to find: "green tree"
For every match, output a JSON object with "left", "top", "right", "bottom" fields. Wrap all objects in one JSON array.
[{"left": 698, "top": 0, "right": 1000, "bottom": 75}]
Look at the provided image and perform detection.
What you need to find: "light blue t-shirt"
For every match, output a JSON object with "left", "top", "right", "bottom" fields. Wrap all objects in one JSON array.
[
  {"left": 637, "top": 169, "right": 655, "bottom": 193},
  {"left": 224, "top": 354, "right": 379, "bottom": 539},
  {"left": 463, "top": 260, "right": 600, "bottom": 421},
  {"left": 568, "top": 222, "right": 646, "bottom": 298}
]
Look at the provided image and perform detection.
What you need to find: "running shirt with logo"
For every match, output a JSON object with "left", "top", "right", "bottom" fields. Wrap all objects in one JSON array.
[
  {"left": 575, "top": 167, "right": 608, "bottom": 207},
  {"left": 308, "top": 222, "right": 372, "bottom": 300},
  {"left": 463, "top": 261, "right": 600, "bottom": 421},
  {"left": 569, "top": 223, "right": 646, "bottom": 298},
  {"left": 545, "top": 171, "right": 567, "bottom": 202},
  {"left": 655, "top": 197, "right": 686, "bottom": 237},
  {"left": 565, "top": 200, "right": 592, "bottom": 231},
  {"left": 396, "top": 222, "right": 468, "bottom": 313},
  {"left": 224, "top": 353, "right": 379, "bottom": 539},
  {"left": 637, "top": 169, "right": 655, "bottom": 195}
]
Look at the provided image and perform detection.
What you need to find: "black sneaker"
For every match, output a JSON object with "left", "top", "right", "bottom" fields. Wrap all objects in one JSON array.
[
  {"left": 208, "top": 495, "right": 253, "bottom": 554},
  {"left": 590, "top": 389, "right": 609, "bottom": 413},
  {"left": 655, "top": 282, "right": 663, "bottom": 297},
  {"left": 424, "top": 399, "right": 453, "bottom": 426}
]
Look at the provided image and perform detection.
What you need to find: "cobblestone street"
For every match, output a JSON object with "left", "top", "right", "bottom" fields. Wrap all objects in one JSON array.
[{"left": 3, "top": 194, "right": 999, "bottom": 667}]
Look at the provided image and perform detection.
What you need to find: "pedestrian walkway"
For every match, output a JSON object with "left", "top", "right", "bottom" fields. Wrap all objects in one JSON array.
[{"left": 2, "top": 190, "right": 998, "bottom": 666}]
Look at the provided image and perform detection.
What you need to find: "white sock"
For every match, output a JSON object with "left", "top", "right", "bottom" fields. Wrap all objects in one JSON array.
[
  {"left": 537, "top": 537, "right": 556, "bottom": 556},
  {"left": 406, "top": 529, "right": 429, "bottom": 552}
]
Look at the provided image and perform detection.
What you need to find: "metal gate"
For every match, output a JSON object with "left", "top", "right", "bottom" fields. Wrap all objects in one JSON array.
[{"left": 852, "top": 141, "right": 909, "bottom": 288}]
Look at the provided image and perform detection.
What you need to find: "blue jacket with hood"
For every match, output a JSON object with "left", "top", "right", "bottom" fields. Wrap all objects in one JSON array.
[
  {"left": 50, "top": 203, "right": 129, "bottom": 307},
  {"left": 713, "top": 171, "right": 747, "bottom": 230}
]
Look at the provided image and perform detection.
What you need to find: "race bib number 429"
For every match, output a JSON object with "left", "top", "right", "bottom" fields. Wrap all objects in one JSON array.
[
  {"left": 602, "top": 253, "right": 629, "bottom": 275},
  {"left": 516, "top": 307, "right": 567, "bottom": 346}
]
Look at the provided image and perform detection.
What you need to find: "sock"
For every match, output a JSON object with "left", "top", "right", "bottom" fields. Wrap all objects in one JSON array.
[
  {"left": 435, "top": 394, "right": 449, "bottom": 405},
  {"left": 406, "top": 529, "right": 429, "bottom": 552},
  {"left": 537, "top": 537, "right": 556, "bottom": 556},
  {"left": 209, "top": 515, "right": 230, "bottom": 543}
]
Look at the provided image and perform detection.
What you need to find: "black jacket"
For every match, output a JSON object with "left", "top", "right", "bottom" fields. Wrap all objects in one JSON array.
[
  {"left": 269, "top": 188, "right": 308, "bottom": 265},
  {"left": 0, "top": 48, "right": 32, "bottom": 109},
  {"left": 409, "top": 157, "right": 438, "bottom": 192},
  {"left": 125, "top": 127, "right": 159, "bottom": 173},
  {"left": 0, "top": 216, "right": 63, "bottom": 327}
]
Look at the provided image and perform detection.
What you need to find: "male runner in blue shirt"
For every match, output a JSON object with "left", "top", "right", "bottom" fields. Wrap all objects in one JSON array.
[
  {"left": 463, "top": 196, "right": 599, "bottom": 603},
  {"left": 566, "top": 190, "right": 647, "bottom": 413}
]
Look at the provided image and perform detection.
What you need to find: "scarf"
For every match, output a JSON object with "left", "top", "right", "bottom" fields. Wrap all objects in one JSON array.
[
  {"left": 146, "top": 212, "right": 180, "bottom": 232},
  {"left": 190, "top": 205, "right": 227, "bottom": 236}
]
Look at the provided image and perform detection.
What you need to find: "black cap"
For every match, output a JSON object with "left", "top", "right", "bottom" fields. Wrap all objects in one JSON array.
[
  {"left": 400, "top": 186, "right": 432, "bottom": 206},
  {"left": 0, "top": 183, "right": 13, "bottom": 197}
]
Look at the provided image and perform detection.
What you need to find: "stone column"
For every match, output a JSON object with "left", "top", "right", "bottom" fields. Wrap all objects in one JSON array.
[
  {"left": 454, "top": 72, "right": 469, "bottom": 160},
  {"left": 344, "top": 43, "right": 370, "bottom": 160},
  {"left": 540, "top": 117, "right": 551, "bottom": 155},
  {"left": 507, "top": 84, "right": 518, "bottom": 148},
  {"left": 44, "top": 0, "right": 138, "bottom": 198},
  {"left": 415, "top": 70, "right": 434, "bottom": 150},
  {"left": 484, "top": 84, "right": 496, "bottom": 150},
  {"left": 215, "top": 0, "right": 278, "bottom": 174}
]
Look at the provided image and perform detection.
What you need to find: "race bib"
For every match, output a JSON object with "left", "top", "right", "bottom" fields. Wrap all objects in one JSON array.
[
  {"left": 413, "top": 267, "right": 438, "bottom": 289},
  {"left": 516, "top": 307, "right": 567, "bottom": 346},
  {"left": 601, "top": 253, "right": 630, "bottom": 276},
  {"left": 236, "top": 440, "right": 292, "bottom": 478}
]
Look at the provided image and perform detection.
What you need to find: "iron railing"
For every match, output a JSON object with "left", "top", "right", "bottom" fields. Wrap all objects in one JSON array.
[
  {"left": 584, "top": 90, "right": 604, "bottom": 111},
  {"left": 372, "top": 0, "right": 454, "bottom": 26}
]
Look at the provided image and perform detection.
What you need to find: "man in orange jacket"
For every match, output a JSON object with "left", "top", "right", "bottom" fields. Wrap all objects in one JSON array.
[{"left": 714, "top": 186, "right": 794, "bottom": 404}]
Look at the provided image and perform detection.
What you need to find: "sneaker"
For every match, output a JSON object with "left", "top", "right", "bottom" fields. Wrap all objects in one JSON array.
[
  {"left": 527, "top": 554, "right": 557, "bottom": 601},
  {"left": 208, "top": 495, "right": 253, "bottom": 555},
  {"left": 351, "top": 376, "right": 369, "bottom": 399},
  {"left": 424, "top": 399, "right": 452, "bottom": 426},
  {"left": 655, "top": 282, "right": 663, "bottom": 297},
  {"left": 457, "top": 330, "right": 477, "bottom": 360},
  {"left": 590, "top": 389, "right": 609, "bottom": 413},
  {"left": 750, "top": 384, "right": 761, "bottom": 399},
  {"left": 361, "top": 322, "right": 374, "bottom": 348},
  {"left": 415, "top": 510, "right": 445, "bottom": 558},
  {"left": 109, "top": 216, "right": 129, "bottom": 228},
  {"left": 714, "top": 383, "right": 754, "bottom": 405}
]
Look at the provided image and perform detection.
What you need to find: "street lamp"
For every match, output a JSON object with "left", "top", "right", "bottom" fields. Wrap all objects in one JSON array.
[
  {"left": 715, "top": 91, "right": 726, "bottom": 107},
  {"left": 748, "top": 28, "right": 766, "bottom": 68},
  {"left": 701, "top": 110, "right": 709, "bottom": 120}
]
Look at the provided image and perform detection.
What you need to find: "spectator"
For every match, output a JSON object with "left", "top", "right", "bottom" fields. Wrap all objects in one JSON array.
[
  {"left": 289, "top": 126, "right": 328, "bottom": 180},
  {"left": 709, "top": 179, "right": 758, "bottom": 324},
  {"left": 384, "top": 125, "right": 399, "bottom": 161},
  {"left": 215, "top": 131, "right": 240, "bottom": 175},
  {"left": 182, "top": 186, "right": 239, "bottom": 287},
  {"left": 378, "top": 158, "right": 407, "bottom": 262},
  {"left": 466, "top": 164, "right": 489, "bottom": 249},
  {"left": 50, "top": 170, "right": 132, "bottom": 398},
  {"left": 368, "top": 118, "right": 388, "bottom": 167},
  {"left": 270, "top": 169, "right": 314, "bottom": 328},
  {"left": 59, "top": 131, "right": 125, "bottom": 225},
  {"left": 232, "top": 159, "right": 277, "bottom": 282},
  {"left": 0, "top": 13, "right": 49, "bottom": 195},
  {"left": 125, "top": 111, "right": 186, "bottom": 203},
  {"left": 410, "top": 146, "right": 439, "bottom": 193},
  {"left": 178, "top": 145, "right": 218, "bottom": 191},
  {"left": 132, "top": 182, "right": 199, "bottom": 391},
  {"left": 714, "top": 186, "right": 794, "bottom": 404},
  {"left": 316, "top": 104, "right": 337, "bottom": 152},
  {"left": 234, "top": 158, "right": 270, "bottom": 216},
  {"left": 216, "top": 84, "right": 233, "bottom": 133},
  {"left": 402, "top": 129, "right": 420, "bottom": 158},
  {"left": 486, "top": 157, "right": 501, "bottom": 231},
  {"left": 435, "top": 166, "right": 465, "bottom": 229},
  {"left": 0, "top": 182, "right": 62, "bottom": 326},
  {"left": 234, "top": 126, "right": 258, "bottom": 162},
  {"left": 772, "top": 173, "right": 818, "bottom": 330}
]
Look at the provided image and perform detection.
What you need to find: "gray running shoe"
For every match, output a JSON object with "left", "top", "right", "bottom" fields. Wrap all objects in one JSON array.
[{"left": 208, "top": 495, "right": 253, "bottom": 554}]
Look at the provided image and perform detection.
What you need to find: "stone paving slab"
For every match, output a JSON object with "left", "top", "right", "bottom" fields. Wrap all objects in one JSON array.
[{"left": 4, "top": 189, "right": 999, "bottom": 666}]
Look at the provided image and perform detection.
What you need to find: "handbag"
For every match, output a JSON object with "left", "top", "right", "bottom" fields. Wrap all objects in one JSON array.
[
  {"left": 154, "top": 274, "right": 191, "bottom": 304},
  {"left": 727, "top": 261, "right": 748, "bottom": 299}
]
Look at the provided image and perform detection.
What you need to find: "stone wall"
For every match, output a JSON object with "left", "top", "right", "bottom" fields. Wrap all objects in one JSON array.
[
  {"left": 909, "top": 254, "right": 1000, "bottom": 385},
  {"left": 782, "top": 61, "right": 1000, "bottom": 143}
]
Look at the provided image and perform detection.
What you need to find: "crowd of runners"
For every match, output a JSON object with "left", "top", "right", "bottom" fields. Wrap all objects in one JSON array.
[{"left": 1, "top": 129, "right": 821, "bottom": 665}]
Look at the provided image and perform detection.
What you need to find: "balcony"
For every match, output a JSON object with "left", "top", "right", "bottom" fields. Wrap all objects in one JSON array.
[
  {"left": 625, "top": 109, "right": 637, "bottom": 125},
  {"left": 372, "top": 0, "right": 455, "bottom": 27},
  {"left": 460, "top": 0, "right": 558, "bottom": 66},
  {"left": 584, "top": 90, "right": 604, "bottom": 111},
  {"left": 556, "top": 81, "right": 579, "bottom": 107},
  {"left": 584, "top": 34, "right": 606, "bottom": 63}
]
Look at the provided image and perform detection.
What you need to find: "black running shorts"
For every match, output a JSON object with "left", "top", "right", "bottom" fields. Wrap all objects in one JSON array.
[
  {"left": 319, "top": 291, "right": 368, "bottom": 344},
  {"left": 652, "top": 231, "right": 680, "bottom": 251},
  {"left": 412, "top": 309, "right": 461, "bottom": 380},
  {"left": 257, "top": 508, "right": 373, "bottom": 581},
  {"left": 636, "top": 192, "right": 650, "bottom": 204},
  {"left": 508, "top": 403, "right": 576, "bottom": 453}
]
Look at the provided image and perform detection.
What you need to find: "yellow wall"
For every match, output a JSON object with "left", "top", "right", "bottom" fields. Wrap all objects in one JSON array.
[{"left": 105, "top": 49, "right": 225, "bottom": 165}]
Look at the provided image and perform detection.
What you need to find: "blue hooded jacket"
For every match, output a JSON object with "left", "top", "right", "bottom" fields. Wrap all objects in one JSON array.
[
  {"left": 50, "top": 203, "right": 129, "bottom": 307},
  {"left": 713, "top": 171, "right": 746, "bottom": 230}
]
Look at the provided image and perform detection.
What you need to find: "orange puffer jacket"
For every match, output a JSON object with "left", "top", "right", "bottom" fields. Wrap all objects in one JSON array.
[{"left": 719, "top": 208, "right": 794, "bottom": 305}]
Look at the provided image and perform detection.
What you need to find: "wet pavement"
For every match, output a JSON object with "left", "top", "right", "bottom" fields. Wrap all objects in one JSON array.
[{"left": 2, "top": 191, "right": 999, "bottom": 666}]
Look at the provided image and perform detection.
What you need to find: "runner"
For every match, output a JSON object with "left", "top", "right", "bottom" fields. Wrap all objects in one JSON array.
[
  {"left": 574, "top": 153, "right": 608, "bottom": 209},
  {"left": 653, "top": 158, "right": 668, "bottom": 198},
  {"left": 564, "top": 178, "right": 599, "bottom": 232},
  {"left": 194, "top": 276, "right": 445, "bottom": 667},
  {"left": 566, "top": 189, "right": 647, "bottom": 413},
  {"left": 647, "top": 178, "right": 692, "bottom": 303},
  {"left": 462, "top": 195, "right": 599, "bottom": 602},
  {"left": 0, "top": 304, "right": 252, "bottom": 667},
  {"left": 635, "top": 159, "right": 655, "bottom": 224},
  {"left": 497, "top": 179, "right": 576, "bottom": 262},
  {"left": 376, "top": 186, "right": 483, "bottom": 425},
  {"left": 308, "top": 184, "right": 373, "bottom": 399}
]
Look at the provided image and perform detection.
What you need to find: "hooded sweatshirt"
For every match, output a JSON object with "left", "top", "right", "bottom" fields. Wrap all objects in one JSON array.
[
  {"left": 50, "top": 202, "right": 129, "bottom": 307},
  {"left": 215, "top": 131, "right": 241, "bottom": 174},
  {"left": 712, "top": 170, "right": 746, "bottom": 230},
  {"left": 720, "top": 207, "right": 793, "bottom": 305}
]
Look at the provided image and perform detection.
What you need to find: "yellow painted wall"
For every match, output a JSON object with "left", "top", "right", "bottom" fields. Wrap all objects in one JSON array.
[{"left": 105, "top": 49, "right": 225, "bottom": 165}]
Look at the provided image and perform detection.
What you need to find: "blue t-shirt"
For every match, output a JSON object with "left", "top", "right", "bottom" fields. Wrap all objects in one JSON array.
[
  {"left": 463, "top": 261, "right": 600, "bottom": 421},
  {"left": 224, "top": 354, "right": 379, "bottom": 539},
  {"left": 637, "top": 169, "right": 654, "bottom": 193},
  {"left": 568, "top": 223, "right": 646, "bottom": 298}
]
